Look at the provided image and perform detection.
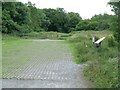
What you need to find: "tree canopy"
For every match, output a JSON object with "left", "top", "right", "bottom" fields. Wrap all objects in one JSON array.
[
  {"left": 108, "top": 1, "right": 120, "bottom": 43},
  {"left": 2, "top": 1, "right": 115, "bottom": 35}
]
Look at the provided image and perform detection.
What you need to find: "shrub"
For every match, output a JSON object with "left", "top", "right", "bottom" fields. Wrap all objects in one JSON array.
[{"left": 107, "top": 34, "right": 116, "bottom": 47}]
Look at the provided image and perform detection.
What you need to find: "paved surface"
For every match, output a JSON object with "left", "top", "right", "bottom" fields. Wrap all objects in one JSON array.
[{"left": 2, "top": 40, "right": 93, "bottom": 88}]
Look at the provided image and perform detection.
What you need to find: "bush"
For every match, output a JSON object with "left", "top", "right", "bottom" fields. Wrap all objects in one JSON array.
[{"left": 107, "top": 34, "right": 116, "bottom": 47}]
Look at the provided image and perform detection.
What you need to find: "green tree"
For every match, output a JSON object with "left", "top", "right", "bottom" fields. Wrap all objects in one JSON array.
[
  {"left": 27, "top": 1, "right": 42, "bottom": 32},
  {"left": 75, "top": 20, "right": 90, "bottom": 31},
  {"left": 43, "top": 8, "right": 70, "bottom": 33},
  {"left": 91, "top": 14, "right": 113, "bottom": 30},
  {"left": 109, "top": 1, "right": 120, "bottom": 43},
  {"left": 88, "top": 20, "right": 99, "bottom": 30},
  {"left": 67, "top": 12, "right": 82, "bottom": 32},
  {"left": 0, "top": 1, "right": 2, "bottom": 32},
  {"left": 2, "top": 2, "right": 30, "bottom": 34}
]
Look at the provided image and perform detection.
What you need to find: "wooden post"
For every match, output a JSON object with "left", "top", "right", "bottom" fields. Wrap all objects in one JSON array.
[{"left": 92, "top": 36, "right": 95, "bottom": 44}]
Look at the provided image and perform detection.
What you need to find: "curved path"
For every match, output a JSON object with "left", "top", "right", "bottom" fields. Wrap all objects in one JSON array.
[{"left": 2, "top": 40, "right": 93, "bottom": 88}]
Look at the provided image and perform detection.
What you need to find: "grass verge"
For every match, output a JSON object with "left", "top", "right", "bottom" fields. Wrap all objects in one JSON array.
[{"left": 68, "top": 30, "right": 118, "bottom": 88}]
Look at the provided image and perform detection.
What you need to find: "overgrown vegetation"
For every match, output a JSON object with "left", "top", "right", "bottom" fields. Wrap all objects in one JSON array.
[{"left": 68, "top": 31, "right": 118, "bottom": 88}]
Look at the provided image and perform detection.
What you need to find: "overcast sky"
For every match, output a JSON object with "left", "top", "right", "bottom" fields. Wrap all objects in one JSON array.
[{"left": 19, "top": 0, "right": 114, "bottom": 19}]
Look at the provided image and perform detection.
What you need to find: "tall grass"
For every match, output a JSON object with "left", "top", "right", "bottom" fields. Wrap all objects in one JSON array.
[
  {"left": 68, "top": 31, "right": 118, "bottom": 88},
  {"left": 17, "top": 31, "right": 70, "bottom": 40}
]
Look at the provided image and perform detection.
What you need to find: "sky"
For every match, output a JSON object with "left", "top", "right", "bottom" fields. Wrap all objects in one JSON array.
[{"left": 18, "top": 0, "right": 114, "bottom": 19}]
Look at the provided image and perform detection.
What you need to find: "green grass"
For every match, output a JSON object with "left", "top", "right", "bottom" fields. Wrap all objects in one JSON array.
[
  {"left": 68, "top": 30, "right": 118, "bottom": 88},
  {"left": 2, "top": 34, "right": 69, "bottom": 78},
  {"left": 18, "top": 31, "right": 70, "bottom": 40},
  {"left": 2, "top": 35, "right": 31, "bottom": 77}
]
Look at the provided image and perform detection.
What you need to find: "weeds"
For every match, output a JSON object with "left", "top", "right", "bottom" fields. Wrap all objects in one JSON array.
[{"left": 68, "top": 30, "right": 118, "bottom": 88}]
